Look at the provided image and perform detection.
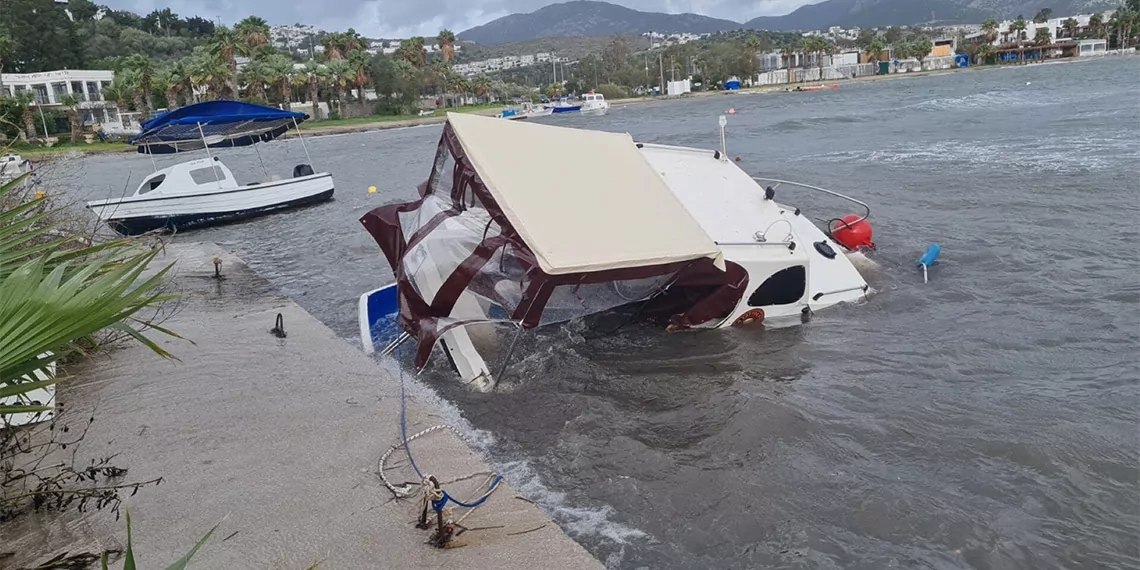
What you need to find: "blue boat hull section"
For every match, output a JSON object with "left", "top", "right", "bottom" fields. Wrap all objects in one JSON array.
[
  {"left": 552, "top": 106, "right": 581, "bottom": 113},
  {"left": 107, "top": 188, "right": 334, "bottom": 235},
  {"left": 359, "top": 282, "right": 402, "bottom": 353}
]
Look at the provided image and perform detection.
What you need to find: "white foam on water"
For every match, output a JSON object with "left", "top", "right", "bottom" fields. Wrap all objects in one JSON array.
[
  {"left": 375, "top": 354, "right": 648, "bottom": 552},
  {"left": 496, "top": 459, "right": 650, "bottom": 545},
  {"left": 904, "top": 89, "right": 1077, "bottom": 112},
  {"left": 813, "top": 132, "right": 1136, "bottom": 173}
]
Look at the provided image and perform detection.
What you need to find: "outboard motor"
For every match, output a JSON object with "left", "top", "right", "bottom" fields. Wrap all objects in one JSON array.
[{"left": 293, "top": 164, "right": 314, "bottom": 177}]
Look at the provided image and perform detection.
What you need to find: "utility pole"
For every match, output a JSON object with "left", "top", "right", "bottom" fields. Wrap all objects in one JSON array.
[
  {"left": 658, "top": 52, "right": 664, "bottom": 96},
  {"left": 671, "top": 56, "right": 675, "bottom": 81}
]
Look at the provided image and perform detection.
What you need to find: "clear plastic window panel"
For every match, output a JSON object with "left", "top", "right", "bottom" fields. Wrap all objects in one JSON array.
[
  {"left": 399, "top": 143, "right": 457, "bottom": 245},
  {"left": 464, "top": 243, "right": 532, "bottom": 321},
  {"left": 402, "top": 205, "right": 501, "bottom": 308},
  {"left": 539, "top": 275, "right": 675, "bottom": 326}
]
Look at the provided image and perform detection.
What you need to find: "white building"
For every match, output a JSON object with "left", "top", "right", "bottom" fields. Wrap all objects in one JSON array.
[
  {"left": 1, "top": 69, "right": 123, "bottom": 127},
  {"left": 1077, "top": 38, "right": 1108, "bottom": 55},
  {"left": 990, "top": 12, "right": 1110, "bottom": 45}
]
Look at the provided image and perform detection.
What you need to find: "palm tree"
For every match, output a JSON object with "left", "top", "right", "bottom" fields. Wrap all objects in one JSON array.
[
  {"left": 303, "top": 60, "right": 325, "bottom": 119},
  {"left": 864, "top": 38, "right": 886, "bottom": 66},
  {"left": 1011, "top": 16, "right": 1028, "bottom": 43},
  {"left": 982, "top": 18, "right": 999, "bottom": 43},
  {"left": 1089, "top": 13, "right": 1105, "bottom": 39},
  {"left": 976, "top": 43, "right": 996, "bottom": 65},
  {"left": 209, "top": 26, "right": 242, "bottom": 99},
  {"left": 343, "top": 28, "right": 365, "bottom": 53},
  {"left": 59, "top": 94, "right": 81, "bottom": 144},
  {"left": 1034, "top": 27, "right": 1052, "bottom": 45},
  {"left": 235, "top": 16, "right": 271, "bottom": 53},
  {"left": 348, "top": 51, "right": 372, "bottom": 112},
  {"left": 0, "top": 33, "right": 13, "bottom": 98},
  {"left": 437, "top": 29, "right": 456, "bottom": 64},
  {"left": 160, "top": 62, "right": 188, "bottom": 111},
  {"left": 265, "top": 54, "right": 295, "bottom": 104},
  {"left": 101, "top": 78, "right": 133, "bottom": 115},
  {"left": 113, "top": 68, "right": 145, "bottom": 113},
  {"left": 188, "top": 50, "right": 230, "bottom": 101},
  {"left": 13, "top": 91, "right": 37, "bottom": 140},
  {"left": 910, "top": 36, "right": 933, "bottom": 67},
  {"left": 325, "top": 59, "right": 352, "bottom": 112},
  {"left": 472, "top": 75, "right": 492, "bottom": 101},
  {"left": 399, "top": 37, "right": 427, "bottom": 68},
  {"left": 123, "top": 54, "right": 155, "bottom": 114},
  {"left": 239, "top": 60, "right": 270, "bottom": 102},
  {"left": 322, "top": 32, "right": 347, "bottom": 61},
  {"left": 1063, "top": 17, "right": 1079, "bottom": 39}
]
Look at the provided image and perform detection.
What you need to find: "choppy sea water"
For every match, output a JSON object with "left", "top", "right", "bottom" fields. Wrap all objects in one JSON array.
[{"left": 63, "top": 57, "right": 1139, "bottom": 569}]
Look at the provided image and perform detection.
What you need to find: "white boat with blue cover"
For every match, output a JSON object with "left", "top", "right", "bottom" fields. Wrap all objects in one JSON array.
[{"left": 85, "top": 100, "right": 334, "bottom": 236}]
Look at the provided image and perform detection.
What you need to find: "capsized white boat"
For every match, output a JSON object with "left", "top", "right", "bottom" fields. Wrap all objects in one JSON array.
[
  {"left": 357, "top": 113, "right": 874, "bottom": 390},
  {"left": 85, "top": 100, "right": 334, "bottom": 236}
]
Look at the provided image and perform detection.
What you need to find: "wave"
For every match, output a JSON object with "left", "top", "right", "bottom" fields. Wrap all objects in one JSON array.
[
  {"left": 904, "top": 89, "right": 1071, "bottom": 112},
  {"left": 496, "top": 459, "right": 648, "bottom": 545},
  {"left": 378, "top": 356, "right": 647, "bottom": 555},
  {"left": 812, "top": 132, "right": 1138, "bottom": 173},
  {"left": 770, "top": 115, "right": 867, "bottom": 131}
]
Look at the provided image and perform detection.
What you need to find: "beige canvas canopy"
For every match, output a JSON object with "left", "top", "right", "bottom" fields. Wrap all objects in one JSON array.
[{"left": 446, "top": 112, "right": 723, "bottom": 275}]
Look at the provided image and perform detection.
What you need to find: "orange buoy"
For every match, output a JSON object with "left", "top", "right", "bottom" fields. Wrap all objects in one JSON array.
[
  {"left": 830, "top": 214, "right": 874, "bottom": 250},
  {"left": 727, "top": 108, "right": 736, "bottom": 115}
]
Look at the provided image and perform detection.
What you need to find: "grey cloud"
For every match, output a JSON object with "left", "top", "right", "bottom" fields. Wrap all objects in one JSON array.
[{"left": 101, "top": 0, "right": 820, "bottom": 38}]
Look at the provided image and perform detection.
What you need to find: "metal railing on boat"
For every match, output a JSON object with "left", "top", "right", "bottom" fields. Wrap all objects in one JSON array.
[{"left": 751, "top": 176, "right": 872, "bottom": 231}]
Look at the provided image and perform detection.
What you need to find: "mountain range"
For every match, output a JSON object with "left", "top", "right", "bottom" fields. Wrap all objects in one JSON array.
[{"left": 458, "top": 0, "right": 1121, "bottom": 44}]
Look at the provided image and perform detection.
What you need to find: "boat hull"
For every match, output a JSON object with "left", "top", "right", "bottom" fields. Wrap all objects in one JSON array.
[
  {"left": 580, "top": 106, "right": 609, "bottom": 116},
  {"left": 551, "top": 105, "right": 581, "bottom": 113},
  {"left": 89, "top": 173, "right": 335, "bottom": 235}
]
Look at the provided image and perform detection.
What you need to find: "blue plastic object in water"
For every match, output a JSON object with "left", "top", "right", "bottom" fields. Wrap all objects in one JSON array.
[
  {"left": 917, "top": 244, "right": 941, "bottom": 283},
  {"left": 918, "top": 244, "right": 941, "bottom": 267}
]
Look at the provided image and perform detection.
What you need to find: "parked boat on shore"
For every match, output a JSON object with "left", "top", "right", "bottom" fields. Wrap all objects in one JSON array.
[
  {"left": 357, "top": 113, "right": 874, "bottom": 389},
  {"left": 86, "top": 101, "right": 334, "bottom": 235}
]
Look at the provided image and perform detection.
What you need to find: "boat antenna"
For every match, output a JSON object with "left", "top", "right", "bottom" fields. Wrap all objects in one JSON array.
[
  {"left": 145, "top": 141, "right": 157, "bottom": 172},
  {"left": 196, "top": 122, "right": 222, "bottom": 187},
  {"left": 718, "top": 115, "right": 728, "bottom": 161},
  {"left": 291, "top": 117, "right": 314, "bottom": 170}
]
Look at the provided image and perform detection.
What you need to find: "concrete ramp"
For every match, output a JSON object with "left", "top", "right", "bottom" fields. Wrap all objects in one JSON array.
[{"left": 3, "top": 242, "right": 603, "bottom": 570}]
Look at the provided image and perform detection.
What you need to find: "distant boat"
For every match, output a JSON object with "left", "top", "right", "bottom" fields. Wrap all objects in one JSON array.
[
  {"left": 85, "top": 100, "right": 335, "bottom": 235},
  {"left": 724, "top": 76, "right": 742, "bottom": 90},
  {"left": 580, "top": 91, "right": 610, "bottom": 116},
  {"left": 551, "top": 99, "right": 582, "bottom": 113}
]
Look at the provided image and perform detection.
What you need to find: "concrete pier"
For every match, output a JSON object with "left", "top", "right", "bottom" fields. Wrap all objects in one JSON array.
[{"left": 2, "top": 242, "right": 603, "bottom": 570}]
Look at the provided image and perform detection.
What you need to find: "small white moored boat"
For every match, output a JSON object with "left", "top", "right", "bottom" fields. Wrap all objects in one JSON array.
[{"left": 86, "top": 100, "right": 334, "bottom": 235}]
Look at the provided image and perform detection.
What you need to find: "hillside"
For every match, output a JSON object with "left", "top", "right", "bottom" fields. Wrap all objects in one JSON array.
[
  {"left": 460, "top": 0, "right": 1124, "bottom": 44},
  {"left": 458, "top": 1, "right": 741, "bottom": 44}
]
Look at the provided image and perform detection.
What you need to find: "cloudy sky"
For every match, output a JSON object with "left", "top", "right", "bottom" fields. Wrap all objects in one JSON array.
[{"left": 101, "top": 0, "right": 823, "bottom": 38}]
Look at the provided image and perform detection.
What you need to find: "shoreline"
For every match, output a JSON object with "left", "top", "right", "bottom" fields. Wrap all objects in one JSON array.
[
  {"left": 11, "top": 52, "right": 1131, "bottom": 160},
  {"left": 3, "top": 241, "right": 605, "bottom": 569}
]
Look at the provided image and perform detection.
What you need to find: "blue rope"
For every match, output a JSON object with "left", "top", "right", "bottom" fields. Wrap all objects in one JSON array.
[
  {"left": 397, "top": 342, "right": 424, "bottom": 479},
  {"left": 431, "top": 476, "right": 504, "bottom": 512}
]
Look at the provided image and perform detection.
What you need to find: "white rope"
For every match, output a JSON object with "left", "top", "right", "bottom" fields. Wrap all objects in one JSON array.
[{"left": 377, "top": 424, "right": 459, "bottom": 497}]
